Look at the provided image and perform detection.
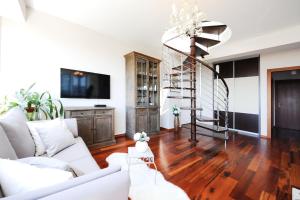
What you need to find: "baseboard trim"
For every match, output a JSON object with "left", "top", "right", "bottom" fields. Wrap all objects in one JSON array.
[
  {"left": 160, "top": 127, "right": 175, "bottom": 131},
  {"left": 260, "top": 135, "right": 270, "bottom": 139},
  {"left": 115, "top": 133, "right": 126, "bottom": 138},
  {"left": 229, "top": 128, "right": 259, "bottom": 138}
]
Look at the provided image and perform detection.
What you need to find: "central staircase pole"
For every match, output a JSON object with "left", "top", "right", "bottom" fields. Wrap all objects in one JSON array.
[{"left": 189, "top": 36, "right": 198, "bottom": 144}]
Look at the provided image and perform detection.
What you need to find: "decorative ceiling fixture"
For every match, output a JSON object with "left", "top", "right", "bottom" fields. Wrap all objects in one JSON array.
[
  {"left": 162, "top": 0, "right": 231, "bottom": 56},
  {"left": 170, "top": 0, "right": 206, "bottom": 37}
]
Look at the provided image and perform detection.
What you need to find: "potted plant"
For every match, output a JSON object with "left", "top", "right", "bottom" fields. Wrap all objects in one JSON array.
[
  {"left": 172, "top": 105, "right": 180, "bottom": 131},
  {"left": 0, "top": 83, "right": 64, "bottom": 120},
  {"left": 133, "top": 131, "right": 150, "bottom": 153}
]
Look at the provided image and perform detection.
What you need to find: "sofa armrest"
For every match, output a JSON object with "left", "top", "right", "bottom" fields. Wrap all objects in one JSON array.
[
  {"left": 63, "top": 118, "right": 78, "bottom": 138},
  {"left": 2, "top": 165, "right": 129, "bottom": 200},
  {"left": 41, "top": 169, "right": 129, "bottom": 200}
]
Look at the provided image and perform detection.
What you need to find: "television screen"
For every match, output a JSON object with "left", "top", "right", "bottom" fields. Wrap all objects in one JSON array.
[{"left": 60, "top": 68, "right": 110, "bottom": 99}]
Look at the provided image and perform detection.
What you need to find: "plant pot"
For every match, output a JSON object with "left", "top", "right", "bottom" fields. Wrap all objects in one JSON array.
[
  {"left": 26, "top": 107, "right": 35, "bottom": 113},
  {"left": 174, "top": 115, "right": 180, "bottom": 132},
  {"left": 25, "top": 107, "right": 36, "bottom": 121},
  {"left": 135, "top": 141, "right": 149, "bottom": 153}
]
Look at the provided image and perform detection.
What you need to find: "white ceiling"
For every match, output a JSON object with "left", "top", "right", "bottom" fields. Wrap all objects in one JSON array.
[{"left": 24, "top": 0, "right": 300, "bottom": 54}]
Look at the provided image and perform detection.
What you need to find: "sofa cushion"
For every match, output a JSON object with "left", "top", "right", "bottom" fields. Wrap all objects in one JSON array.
[
  {"left": 18, "top": 157, "right": 73, "bottom": 173},
  {"left": 64, "top": 118, "right": 78, "bottom": 138},
  {"left": 0, "top": 185, "right": 3, "bottom": 198},
  {"left": 0, "top": 158, "right": 73, "bottom": 197},
  {"left": 27, "top": 121, "right": 47, "bottom": 156},
  {"left": 53, "top": 137, "right": 100, "bottom": 175},
  {"left": 0, "top": 125, "right": 17, "bottom": 160},
  {"left": 0, "top": 108, "right": 35, "bottom": 158}
]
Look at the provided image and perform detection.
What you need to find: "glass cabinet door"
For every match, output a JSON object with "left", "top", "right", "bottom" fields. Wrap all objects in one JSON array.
[
  {"left": 148, "top": 61, "right": 159, "bottom": 106},
  {"left": 136, "top": 58, "right": 148, "bottom": 106}
]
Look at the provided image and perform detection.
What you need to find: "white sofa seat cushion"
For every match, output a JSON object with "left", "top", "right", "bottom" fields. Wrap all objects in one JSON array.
[
  {"left": 53, "top": 137, "right": 100, "bottom": 175},
  {"left": 0, "top": 158, "right": 73, "bottom": 197},
  {"left": 18, "top": 157, "right": 73, "bottom": 172}
]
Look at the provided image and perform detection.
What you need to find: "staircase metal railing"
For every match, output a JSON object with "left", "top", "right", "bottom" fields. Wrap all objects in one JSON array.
[{"left": 162, "top": 43, "right": 229, "bottom": 141}]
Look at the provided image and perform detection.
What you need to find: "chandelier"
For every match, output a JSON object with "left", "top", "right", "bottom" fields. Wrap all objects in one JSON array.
[{"left": 170, "top": 0, "right": 206, "bottom": 37}]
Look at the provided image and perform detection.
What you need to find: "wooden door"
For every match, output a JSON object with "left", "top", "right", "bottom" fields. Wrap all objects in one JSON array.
[
  {"left": 148, "top": 108, "right": 159, "bottom": 133},
  {"left": 94, "top": 115, "right": 113, "bottom": 143},
  {"left": 275, "top": 79, "right": 300, "bottom": 130},
  {"left": 76, "top": 117, "right": 94, "bottom": 145},
  {"left": 136, "top": 108, "right": 148, "bottom": 132}
]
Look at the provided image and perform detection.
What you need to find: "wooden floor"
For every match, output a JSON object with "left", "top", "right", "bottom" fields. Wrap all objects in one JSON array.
[{"left": 90, "top": 127, "right": 300, "bottom": 200}]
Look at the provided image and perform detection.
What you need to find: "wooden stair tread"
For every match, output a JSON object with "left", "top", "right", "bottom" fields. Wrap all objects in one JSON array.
[
  {"left": 196, "top": 115, "right": 219, "bottom": 122},
  {"left": 195, "top": 36, "right": 220, "bottom": 48},
  {"left": 172, "top": 65, "right": 192, "bottom": 71},
  {"left": 181, "top": 124, "right": 228, "bottom": 139},
  {"left": 202, "top": 25, "right": 227, "bottom": 35},
  {"left": 163, "top": 87, "right": 196, "bottom": 90},
  {"left": 196, "top": 46, "right": 209, "bottom": 57},
  {"left": 183, "top": 57, "right": 195, "bottom": 65},
  {"left": 180, "top": 107, "right": 203, "bottom": 111},
  {"left": 163, "top": 79, "right": 196, "bottom": 82},
  {"left": 169, "top": 71, "right": 195, "bottom": 76},
  {"left": 167, "top": 96, "right": 196, "bottom": 99},
  {"left": 195, "top": 123, "right": 227, "bottom": 132}
]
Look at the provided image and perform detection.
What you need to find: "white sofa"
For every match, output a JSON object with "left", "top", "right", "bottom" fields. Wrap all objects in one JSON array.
[{"left": 0, "top": 108, "right": 130, "bottom": 200}]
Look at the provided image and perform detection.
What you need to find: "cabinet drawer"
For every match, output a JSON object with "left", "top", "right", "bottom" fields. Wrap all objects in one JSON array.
[
  {"left": 136, "top": 108, "right": 147, "bottom": 115},
  {"left": 95, "top": 109, "right": 113, "bottom": 115},
  {"left": 71, "top": 110, "right": 93, "bottom": 117}
]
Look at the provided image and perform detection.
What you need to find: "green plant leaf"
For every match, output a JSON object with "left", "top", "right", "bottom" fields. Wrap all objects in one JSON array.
[
  {"left": 58, "top": 100, "right": 64, "bottom": 117},
  {"left": 25, "top": 83, "right": 36, "bottom": 95},
  {"left": 4, "top": 83, "right": 64, "bottom": 120},
  {"left": 54, "top": 105, "right": 59, "bottom": 118},
  {"left": 40, "top": 108, "right": 49, "bottom": 120}
]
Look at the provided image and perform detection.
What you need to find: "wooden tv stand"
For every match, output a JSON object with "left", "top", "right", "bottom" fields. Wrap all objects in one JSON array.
[{"left": 65, "top": 106, "right": 116, "bottom": 148}]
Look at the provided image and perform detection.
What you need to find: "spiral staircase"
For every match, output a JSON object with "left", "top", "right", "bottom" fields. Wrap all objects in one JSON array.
[{"left": 162, "top": 21, "right": 231, "bottom": 143}]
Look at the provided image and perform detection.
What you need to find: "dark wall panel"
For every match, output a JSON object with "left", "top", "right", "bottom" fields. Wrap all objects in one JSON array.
[
  {"left": 214, "top": 61, "right": 233, "bottom": 79},
  {"left": 235, "top": 112, "right": 259, "bottom": 133},
  {"left": 213, "top": 57, "right": 259, "bottom": 134},
  {"left": 234, "top": 57, "right": 259, "bottom": 78},
  {"left": 214, "top": 111, "right": 233, "bottom": 128}
]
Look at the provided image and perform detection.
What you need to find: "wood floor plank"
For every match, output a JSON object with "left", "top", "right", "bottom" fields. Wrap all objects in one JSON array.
[{"left": 90, "top": 127, "right": 300, "bottom": 199}]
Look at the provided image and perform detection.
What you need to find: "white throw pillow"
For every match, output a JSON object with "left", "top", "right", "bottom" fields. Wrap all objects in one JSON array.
[
  {"left": 34, "top": 119, "right": 76, "bottom": 157},
  {"left": 27, "top": 119, "right": 74, "bottom": 156},
  {"left": 0, "top": 158, "right": 73, "bottom": 197},
  {"left": 27, "top": 121, "right": 47, "bottom": 156}
]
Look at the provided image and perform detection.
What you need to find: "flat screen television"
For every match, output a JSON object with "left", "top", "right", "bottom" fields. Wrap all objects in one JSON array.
[{"left": 60, "top": 68, "right": 110, "bottom": 99}]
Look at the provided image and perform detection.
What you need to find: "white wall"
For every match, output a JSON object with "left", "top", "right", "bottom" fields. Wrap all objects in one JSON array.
[
  {"left": 0, "top": 9, "right": 156, "bottom": 135},
  {"left": 234, "top": 76, "right": 259, "bottom": 115},
  {"left": 260, "top": 47, "right": 300, "bottom": 136},
  {"left": 208, "top": 25, "right": 300, "bottom": 62},
  {"left": 0, "top": 17, "right": 2, "bottom": 72}
]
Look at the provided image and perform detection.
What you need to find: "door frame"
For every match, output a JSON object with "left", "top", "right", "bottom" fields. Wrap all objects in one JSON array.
[{"left": 267, "top": 66, "right": 300, "bottom": 138}]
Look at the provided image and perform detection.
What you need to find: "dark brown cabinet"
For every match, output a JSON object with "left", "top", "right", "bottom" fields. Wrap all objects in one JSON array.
[
  {"left": 124, "top": 52, "right": 161, "bottom": 139},
  {"left": 65, "top": 107, "right": 115, "bottom": 147}
]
